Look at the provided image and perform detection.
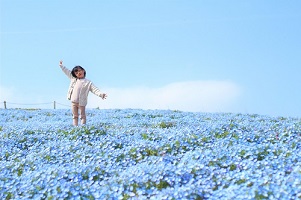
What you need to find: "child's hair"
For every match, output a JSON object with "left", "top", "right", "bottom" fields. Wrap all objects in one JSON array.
[{"left": 71, "top": 65, "right": 86, "bottom": 78}]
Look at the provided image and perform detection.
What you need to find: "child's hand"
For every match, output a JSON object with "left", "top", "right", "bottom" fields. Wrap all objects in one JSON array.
[
  {"left": 101, "top": 94, "right": 107, "bottom": 100},
  {"left": 59, "top": 60, "right": 63, "bottom": 66}
]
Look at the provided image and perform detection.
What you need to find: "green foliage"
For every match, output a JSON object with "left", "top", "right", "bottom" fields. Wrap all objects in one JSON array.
[
  {"left": 255, "top": 190, "right": 269, "bottom": 200},
  {"left": 214, "top": 131, "right": 230, "bottom": 139},
  {"left": 141, "top": 133, "right": 148, "bottom": 140},
  {"left": 148, "top": 114, "right": 163, "bottom": 118},
  {"left": 17, "top": 165, "right": 24, "bottom": 176},
  {"left": 58, "top": 126, "right": 107, "bottom": 140},
  {"left": 157, "top": 121, "right": 175, "bottom": 128},
  {"left": 292, "top": 142, "right": 297, "bottom": 149},
  {"left": 46, "top": 112, "right": 53, "bottom": 116},
  {"left": 201, "top": 137, "right": 210, "bottom": 143},
  {"left": 229, "top": 163, "right": 237, "bottom": 171},
  {"left": 140, "top": 132, "right": 162, "bottom": 141},
  {"left": 5, "top": 192, "right": 14, "bottom": 200},
  {"left": 235, "top": 178, "right": 246, "bottom": 185},
  {"left": 129, "top": 147, "right": 160, "bottom": 162},
  {"left": 239, "top": 150, "right": 246, "bottom": 157},
  {"left": 231, "top": 133, "right": 239, "bottom": 140},
  {"left": 256, "top": 146, "right": 270, "bottom": 161}
]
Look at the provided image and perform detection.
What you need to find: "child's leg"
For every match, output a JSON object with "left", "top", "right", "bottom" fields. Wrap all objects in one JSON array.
[
  {"left": 72, "top": 103, "right": 79, "bottom": 126},
  {"left": 80, "top": 106, "right": 86, "bottom": 125}
]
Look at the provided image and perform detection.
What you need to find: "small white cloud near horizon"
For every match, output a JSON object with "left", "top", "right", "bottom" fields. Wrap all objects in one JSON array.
[
  {"left": 0, "top": 80, "right": 242, "bottom": 112},
  {"left": 90, "top": 80, "right": 242, "bottom": 113}
]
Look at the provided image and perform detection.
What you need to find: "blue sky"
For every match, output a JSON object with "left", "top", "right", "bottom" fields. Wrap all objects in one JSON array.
[{"left": 1, "top": 0, "right": 301, "bottom": 117}]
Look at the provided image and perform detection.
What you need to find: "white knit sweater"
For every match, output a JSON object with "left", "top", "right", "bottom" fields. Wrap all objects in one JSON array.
[{"left": 60, "top": 65, "right": 104, "bottom": 106}]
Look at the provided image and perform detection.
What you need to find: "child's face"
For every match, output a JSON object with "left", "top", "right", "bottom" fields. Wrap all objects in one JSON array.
[{"left": 74, "top": 69, "right": 85, "bottom": 79}]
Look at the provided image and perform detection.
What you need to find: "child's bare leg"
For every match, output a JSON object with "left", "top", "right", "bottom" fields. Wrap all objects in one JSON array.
[{"left": 72, "top": 103, "right": 79, "bottom": 126}]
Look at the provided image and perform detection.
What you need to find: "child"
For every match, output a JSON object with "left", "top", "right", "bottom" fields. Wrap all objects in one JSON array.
[{"left": 59, "top": 60, "right": 107, "bottom": 126}]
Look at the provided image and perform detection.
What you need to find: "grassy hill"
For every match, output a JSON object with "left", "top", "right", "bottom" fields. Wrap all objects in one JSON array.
[{"left": 0, "top": 109, "right": 300, "bottom": 199}]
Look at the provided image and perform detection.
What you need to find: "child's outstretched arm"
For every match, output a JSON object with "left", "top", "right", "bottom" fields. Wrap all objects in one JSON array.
[
  {"left": 90, "top": 83, "right": 107, "bottom": 100},
  {"left": 59, "top": 60, "right": 73, "bottom": 79}
]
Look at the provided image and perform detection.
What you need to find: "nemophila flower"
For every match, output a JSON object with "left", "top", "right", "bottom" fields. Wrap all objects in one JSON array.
[{"left": 0, "top": 109, "right": 301, "bottom": 199}]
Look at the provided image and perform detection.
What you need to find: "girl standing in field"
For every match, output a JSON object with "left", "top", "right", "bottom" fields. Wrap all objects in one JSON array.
[{"left": 59, "top": 60, "right": 107, "bottom": 126}]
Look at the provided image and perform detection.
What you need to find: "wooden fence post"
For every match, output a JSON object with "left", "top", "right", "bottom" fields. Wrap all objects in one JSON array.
[{"left": 4, "top": 101, "right": 6, "bottom": 109}]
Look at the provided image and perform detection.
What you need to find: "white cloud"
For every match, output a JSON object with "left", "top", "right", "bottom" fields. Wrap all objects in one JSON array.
[
  {"left": 89, "top": 80, "right": 242, "bottom": 112},
  {"left": 0, "top": 80, "right": 242, "bottom": 112}
]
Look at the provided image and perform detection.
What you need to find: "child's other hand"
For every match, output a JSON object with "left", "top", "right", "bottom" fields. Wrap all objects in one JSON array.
[
  {"left": 101, "top": 94, "right": 107, "bottom": 100},
  {"left": 59, "top": 60, "right": 63, "bottom": 66}
]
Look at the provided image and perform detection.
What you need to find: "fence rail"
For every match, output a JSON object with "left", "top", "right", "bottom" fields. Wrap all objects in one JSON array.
[{"left": 2, "top": 101, "right": 70, "bottom": 109}]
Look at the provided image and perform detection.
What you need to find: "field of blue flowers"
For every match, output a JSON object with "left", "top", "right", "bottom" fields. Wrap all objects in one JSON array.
[{"left": 0, "top": 108, "right": 301, "bottom": 199}]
